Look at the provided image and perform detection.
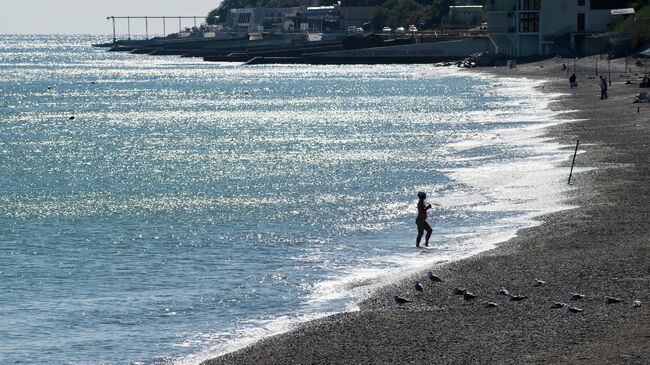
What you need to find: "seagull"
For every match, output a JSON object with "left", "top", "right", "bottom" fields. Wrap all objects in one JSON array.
[
  {"left": 632, "top": 300, "right": 642, "bottom": 308},
  {"left": 498, "top": 288, "right": 510, "bottom": 296},
  {"left": 394, "top": 296, "right": 412, "bottom": 304},
  {"left": 483, "top": 301, "right": 498, "bottom": 308},
  {"left": 68, "top": 116, "right": 75, "bottom": 120},
  {"left": 604, "top": 296, "right": 623, "bottom": 304},
  {"left": 509, "top": 294, "right": 528, "bottom": 301},
  {"left": 566, "top": 305, "right": 583, "bottom": 314},
  {"left": 550, "top": 302, "right": 567, "bottom": 309},
  {"left": 415, "top": 282, "right": 424, "bottom": 293},
  {"left": 532, "top": 278, "right": 546, "bottom": 287},
  {"left": 427, "top": 272, "right": 443, "bottom": 282},
  {"left": 452, "top": 287, "right": 465, "bottom": 295},
  {"left": 463, "top": 290, "right": 477, "bottom": 301},
  {"left": 569, "top": 292, "right": 585, "bottom": 300}
]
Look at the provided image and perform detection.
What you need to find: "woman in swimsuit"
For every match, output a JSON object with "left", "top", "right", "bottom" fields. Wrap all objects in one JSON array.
[{"left": 416, "top": 191, "right": 432, "bottom": 247}]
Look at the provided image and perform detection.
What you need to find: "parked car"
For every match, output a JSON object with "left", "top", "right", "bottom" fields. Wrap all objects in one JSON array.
[
  {"left": 347, "top": 26, "right": 358, "bottom": 33},
  {"left": 408, "top": 25, "right": 418, "bottom": 32},
  {"left": 395, "top": 26, "right": 405, "bottom": 34},
  {"left": 382, "top": 27, "right": 392, "bottom": 33}
]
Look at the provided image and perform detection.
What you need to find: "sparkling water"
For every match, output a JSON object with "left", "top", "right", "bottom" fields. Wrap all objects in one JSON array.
[{"left": 0, "top": 35, "right": 572, "bottom": 364}]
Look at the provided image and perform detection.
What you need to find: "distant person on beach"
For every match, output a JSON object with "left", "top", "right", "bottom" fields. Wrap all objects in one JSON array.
[
  {"left": 641, "top": 75, "right": 649, "bottom": 88},
  {"left": 600, "top": 76, "right": 608, "bottom": 99},
  {"left": 416, "top": 191, "right": 433, "bottom": 247},
  {"left": 569, "top": 74, "right": 577, "bottom": 88},
  {"left": 561, "top": 63, "right": 568, "bottom": 71}
]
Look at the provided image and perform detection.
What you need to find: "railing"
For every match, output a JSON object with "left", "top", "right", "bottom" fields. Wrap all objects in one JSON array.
[{"left": 106, "top": 16, "right": 219, "bottom": 43}]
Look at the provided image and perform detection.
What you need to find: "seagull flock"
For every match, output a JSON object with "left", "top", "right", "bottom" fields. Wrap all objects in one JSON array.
[{"left": 392, "top": 271, "right": 641, "bottom": 314}]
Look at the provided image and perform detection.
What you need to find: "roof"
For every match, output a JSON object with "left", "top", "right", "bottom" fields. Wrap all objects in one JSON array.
[{"left": 611, "top": 8, "right": 635, "bottom": 15}]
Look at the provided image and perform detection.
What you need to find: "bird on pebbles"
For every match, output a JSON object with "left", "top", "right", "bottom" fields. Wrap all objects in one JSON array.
[
  {"left": 452, "top": 287, "right": 465, "bottom": 295},
  {"left": 394, "top": 296, "right": 412, "bottom": 304},
  {"left": 566, "top": 305, "right": 583, "bottom": 314},
  {"left": 415, "top": 281, "right": 424, "bottom": 293},
  {"left": 532, "top": 278, "right": 546, "bottom": 287},
  {"left": 632, "top": 300, "right": 642, "bottom": 308},
  {"left": 483, "top": 301, "right": 498, "bottom": 308},
  {"left": 427, "top": 272, "right": 443, "bottom": 282},
  {"left": 550, "top": 302, "right": 567, "bottom": 309},
  {"left": 498, "top": 288, "right": 510, "bottom": 296},
  {"left": 509, "top": 294, "right": 528, "bottom": 301},
  {"left": 569, "top": 292, "right": 585, "bottom": 300},
  {"left": 462, "top": 290, "right": 477, "bottom": 301},
  {"left": 604, "top": 296, "right": 623, "bottom": 304}
]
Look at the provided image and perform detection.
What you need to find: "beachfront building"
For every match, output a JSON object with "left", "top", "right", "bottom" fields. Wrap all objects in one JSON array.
[
  {"left": 227, "top": 7, "right": 301, "bottom": 32},
  {"left": 295, "top": 6, "right": 340, "bottom": 32},
  {"left": 226, "top": 6, "right": 343, "bottom": 33},
  {"left": 448, "top": 5, "right": 484, "bottom": 26},
  {"left": 339, "top": 6, "right": 377, "bottom": 29},
  {"left": 486, "top": 0, "right": 630, "bottom": 57}
]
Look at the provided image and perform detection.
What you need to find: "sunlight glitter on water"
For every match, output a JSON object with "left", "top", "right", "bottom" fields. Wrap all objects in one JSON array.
[{"left": 0, "top": 35, "right": 574, "bottom": 365}]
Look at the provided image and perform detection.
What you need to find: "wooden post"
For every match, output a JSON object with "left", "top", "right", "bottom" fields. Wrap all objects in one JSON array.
[
  {"left": 145, "top": 16, "right": 149, "bottom": 39},
  {"left": 163, "top": 16, "right": 166, "bottom": 35},
  {"left": 568, "top": 140, "right": 580, "bottom": 185},
  {"left": 127, "top": 17, "right": 131, "bottom": 39}
]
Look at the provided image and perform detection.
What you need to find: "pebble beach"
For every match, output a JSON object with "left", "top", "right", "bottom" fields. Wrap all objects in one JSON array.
[{"left": 203, "top": 56, "right": 650, "bottom": 365}]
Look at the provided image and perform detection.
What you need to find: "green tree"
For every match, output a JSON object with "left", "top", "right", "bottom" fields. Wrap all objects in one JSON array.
[{"left": 206, "top": 8, "right": 220, "bottom": 25}]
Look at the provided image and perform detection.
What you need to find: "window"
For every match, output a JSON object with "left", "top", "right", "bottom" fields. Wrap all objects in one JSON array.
[
  {"left": 520, "top": 12, "right": 539, "bottom": 32},
  {"left": 521, "top": 0, "right": 541, "bottom": 11},
  {"left": 577, "top": 13, "right": 585, "bottom": 31},
  {"left": 238, "top": 13, "right": 251, "bottom": 24}
]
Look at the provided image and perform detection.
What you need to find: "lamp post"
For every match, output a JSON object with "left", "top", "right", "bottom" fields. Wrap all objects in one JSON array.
[{"left": 608, "top": 57, "right": 611, "bottom": 86}]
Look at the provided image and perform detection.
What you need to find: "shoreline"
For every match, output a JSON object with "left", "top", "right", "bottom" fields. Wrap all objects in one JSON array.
[{"left": 203, "top": 56, "right": 650, "bottom": 364}]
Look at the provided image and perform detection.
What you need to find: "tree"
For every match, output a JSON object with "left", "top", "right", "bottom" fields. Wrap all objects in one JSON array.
[{"left": 206, "top": 8, "right": 220, "bottom": 25}]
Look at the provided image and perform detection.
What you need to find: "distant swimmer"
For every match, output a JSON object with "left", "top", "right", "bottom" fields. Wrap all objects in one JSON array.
[{"left": 415, "top": 191, "right": 434, "bottom": 247}]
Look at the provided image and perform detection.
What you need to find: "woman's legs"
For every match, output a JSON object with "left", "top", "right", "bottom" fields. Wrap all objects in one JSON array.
[
  {"left": 416, "top": 225, "right": 424, "bottom": 247},
  {"left": 424, "top": 222, "right": 432, "bottom": 246}
]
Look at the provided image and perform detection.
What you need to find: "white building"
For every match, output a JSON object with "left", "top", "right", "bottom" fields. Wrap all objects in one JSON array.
[{"left": 486, "top": 0, "right": 630, "bottom": 57}]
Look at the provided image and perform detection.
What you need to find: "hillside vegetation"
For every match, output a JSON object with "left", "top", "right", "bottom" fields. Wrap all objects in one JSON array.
[{"left": 206, "top": 0, "right": 488, "bottom": 29}]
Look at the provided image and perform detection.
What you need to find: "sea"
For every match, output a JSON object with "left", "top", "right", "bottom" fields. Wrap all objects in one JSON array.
[{"left": 0, "top": 35, "right": 574, "bottom": 365}]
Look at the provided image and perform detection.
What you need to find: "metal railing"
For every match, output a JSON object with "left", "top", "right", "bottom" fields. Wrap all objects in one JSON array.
[{"left": 106, "top": 16, "right": 219, "bottom": 43}]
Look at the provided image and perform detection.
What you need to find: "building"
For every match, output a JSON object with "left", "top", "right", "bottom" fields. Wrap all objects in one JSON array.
[
  {"left": 227, "top": 7, "right": 301, "bottom": 32},
  {"left": 449, "top": 5, "right": 484, "bottom": 26},
  {"left": 486, "top": 0, "right": 630, "bottom": 57},
  {"left": 339, "top": 6, "right": 377, "bottom": 29},
  {"left": 295, "top": 6, "right": 340, "bottom": 32}
]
